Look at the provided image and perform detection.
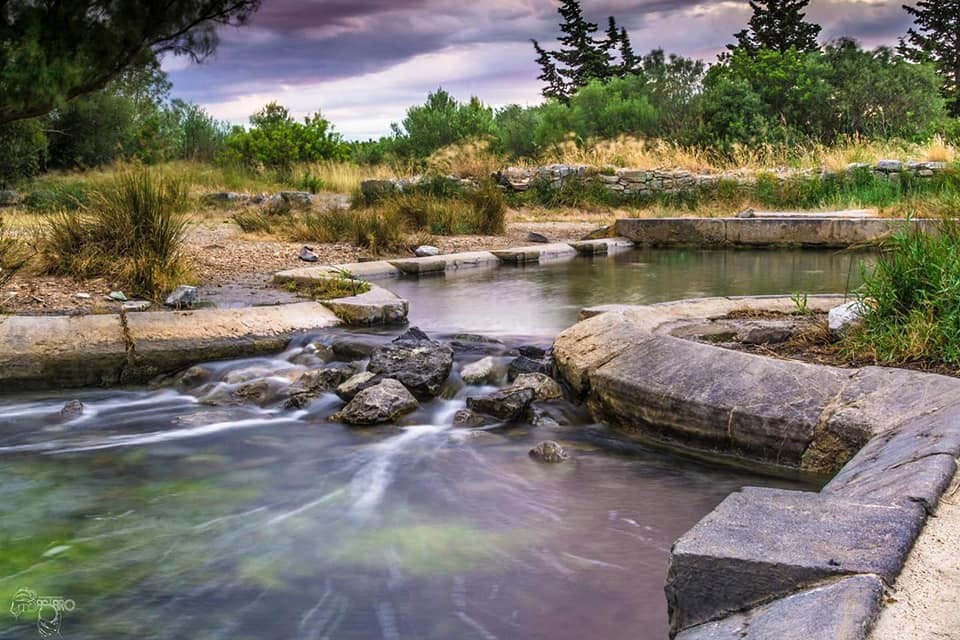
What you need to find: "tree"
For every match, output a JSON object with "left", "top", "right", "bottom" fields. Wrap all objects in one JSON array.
[
  {"left": 390, "top": 89, "right": 494, "bottom": 158},
  {"left": 730, "top": 0, "right": 821, "bottom": 56},
  {"left": 901, "top": 1, "right": 960, "bottom": 116},
  {"left": 552, "top": 0, "right": 610, "bottom": 89},
  {"left": 0, "top": 0, "right": 261, "bottom": 125},
  {"left": 619, "top": 28, "right": 640, "bottom": 76},
  {"left": 640, "top": 49, "right": 706, "bottom": 137},
  {"left": 224, "top": 102, "right": 348, "bottom": 168},
  {"left": 532, "top": 39, "right": 568, "bottom": 101}
]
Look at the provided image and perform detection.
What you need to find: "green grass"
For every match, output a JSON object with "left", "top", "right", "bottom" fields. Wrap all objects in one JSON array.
[
  {"left": 37, "top": 168, "right": 193, "bottom": 299},
  {"left": 843, "top": 217, "right": 960, "bottom": 371},
  {"left": 282, "top": 275, "right": 370, "bottom": 300}
]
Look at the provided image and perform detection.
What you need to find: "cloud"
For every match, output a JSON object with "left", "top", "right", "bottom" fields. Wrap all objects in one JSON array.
[{"left": 164, "top": 0, "right": 916, "bottom": 139}]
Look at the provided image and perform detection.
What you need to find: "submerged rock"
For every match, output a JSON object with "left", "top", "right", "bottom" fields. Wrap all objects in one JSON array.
[
  {"left": 234, "top": 378, "right": 289, "bottom": 406},
  {"left": 165, "top": 285, "right": 198, "bottom": 309},
  {"left": 178, "top": 365, "right": 213, "bottom": 388},
  {"left": 452, "top": 409, "right": 497, "bottom": 428},
  {"left": 461, "top": 357, "right": 501, "bottom": 385},
  {"left": 368, "top": 327, "right": 454, "bottom": 398},
  {"left": 286, "top": 364, "right": 360, "bottom": 408},
  {"left": 510, "top": 373, "right": 563, "bottom": 401},
  {"left": 828, "top": 301, "right": 866, "bottom": 336},
  {"left": 466, "top": 387, "right": 535, "bottom": 421},
  {"left": 529, "top": 440, "right": 569, "bottom": 463},
  {"left": 335, "top": 371, "right": 381, "bottom": 401},
  {"left": 334, "top": 379, "right": 419, "bottom": 425},
  {"left": 60, "top": 399, "right": 84, "bottom": 419}
]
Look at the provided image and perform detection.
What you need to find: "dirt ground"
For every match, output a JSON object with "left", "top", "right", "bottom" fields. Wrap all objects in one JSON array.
[
  {"left": 0, "top": 206, "right": 611, "bottom": 314},
  {"left": 870, "top": 472, "right": 960, "bottom": 640}
]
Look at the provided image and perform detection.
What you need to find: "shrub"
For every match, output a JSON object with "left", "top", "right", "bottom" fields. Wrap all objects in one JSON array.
[
  {"left": 38, "top": 168, "right": 192, "bottom": 299},
  {"left": 23, "top": 180, "right": 92, "bottom": 212},
  {"left": 391, "top": 89, "right": 495, "bottom": 159},
  {"left": 0, "top": 118, "right": 48, "bottom": 186},
  {"left": 224, "top": 102, "right": 349, "bottom": 169}
]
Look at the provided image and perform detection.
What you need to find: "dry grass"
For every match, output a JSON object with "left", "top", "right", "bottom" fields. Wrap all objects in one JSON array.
[
  {"left": 289, "top": 161, "right": 399, "bottom": 194},
  {"left": 427, "top": 140, "right": 507, "bottom": 178}
]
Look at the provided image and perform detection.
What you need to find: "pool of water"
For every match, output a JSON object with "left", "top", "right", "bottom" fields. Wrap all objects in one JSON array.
[{"left": 0, "top": 249, "right": 870, "bottom": 639}]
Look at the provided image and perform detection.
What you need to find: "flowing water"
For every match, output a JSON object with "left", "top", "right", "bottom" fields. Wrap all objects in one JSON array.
[{"left": 0, "top": 249, "right": 870, "bottom": 639}]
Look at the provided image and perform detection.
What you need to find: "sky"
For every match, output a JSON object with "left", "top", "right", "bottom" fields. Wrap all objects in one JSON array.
[{"left": 163, "top": 0, "right": 916, "bottom": 140}]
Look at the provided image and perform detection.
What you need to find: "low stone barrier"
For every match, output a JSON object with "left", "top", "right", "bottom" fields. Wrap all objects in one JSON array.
[{"left": 552, "top": 296, "right": 960, "bottom": 638}]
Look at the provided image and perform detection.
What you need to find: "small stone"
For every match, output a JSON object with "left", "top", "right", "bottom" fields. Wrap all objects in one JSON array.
[
  {"left": 828, "top": 301, "right": 866, "bottom": 336},
  {"left": 164, "top": 285, "right": 198, "bottom": 309},
  {"left": 738, "top": 324, "right": 794, "bottom": 346},
  {"left": 298, "top": 246, "right": 320, "bottom": 262},
  {"left": 60, "top": 399, "right": 84, "bottom": 418},
  {"left": 527, "top": 231, "right": 550, "bottom": 244},
  {"left": 510, "top": 373, "right": 564, "bottom": 401},
  {"left": 107, "top": 291, "right": 127, "bottom": 302},
  {"left": 461, "top": 357, "right": 500, "bottom": 385},
  {"left": 529, "top": 440, "right": 568, "bottom": 463},
  {"left": 415, "top": 245, "right": 440, "bottom": 257},
  {"left": 876, "top": 159, "right": 903, "bottom": 172},
  {"left": 121, "top": 300, "right": 151, "bottom": 312},
  {"left": 286, "top": 364, "right": 360, "bottom": 408},
  {"left": 334, "top": 379, "right": 419, "bottom": 425},
  {"left": 74, "top": 293, "right": 91, "bottom": 300},
  {"left": 335, "top": 371, "right": 381, "bottom": 401},
  {"left": 737, "top": 208, "right": 755, "bottom": 219},
  {"left": 466, "top": 387, "right": 535, "bottom": 421}
]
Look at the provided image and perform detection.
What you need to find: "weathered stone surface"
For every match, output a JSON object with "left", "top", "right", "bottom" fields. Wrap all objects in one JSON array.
[
  {"left": 321, "top": 284, "right": 409, "bottom": 326},
  {"left": 617, "top": 218, "right": 726, "bottom": 246},
  {"left": 414, "top": 245, "right": 440, "bottom": 257},
  {"left": 164, "top": 285, "right": 198, "bottom": 308},
  {"left": 461, "top": 356, "right": 501, "bottom": 385},
  {"left": 589, "top": 334, "right": 847, "bottom": 467},
  {"left": 279, "top": 191, "right": 313, "bottom": 206},
  {"left": 335, "top": 372, "right": 381, "bottom": 401},
  {"left": 453, "top": 409, "right": 497, "bottom": 428},
  {"left": 368, "top": 327, "right": 454, "bottom": 398},
  {"left": 666, "top": 487, "right": 924, "bottom": 635},
  {"left": 334, "top": 378, "right": 418, "bottom": 425},
  {"left": 510, "top": 373, "right": 563, "bottom": 401},
  {"left": 233, "top": 378, "right": 290, "bottom": 406},
  {"left": 467, "top": 387, "right": 535, "bottom": 421},
  {"left": 491, "top": 243, "right": 577, "bottom": 264},
  {"left": 388, "top": 256, "right": 446, "bottom": 275},
  {"left": 829, "top": 300, "right": 865, "bottom": 335},
  {"left": 286, "top": 364, "right": 359, "bottom": 408},
  {"left": 675, "top": 575, "right": 884, "bottom": 640},
  {"left": 507, "top": 355, "right": 547, "bottom": 381},
  {"left": 736, "top": 321, "right": 795, "bottom": 345},
  {"left": 529, "top": 440, "right": 569, "bottom": 462},
  {"left": 568, "top": 237, "right": 634, "bottom": 256},
  {"left": 517, "top": 345, "right": 547, "bottom": 358}
]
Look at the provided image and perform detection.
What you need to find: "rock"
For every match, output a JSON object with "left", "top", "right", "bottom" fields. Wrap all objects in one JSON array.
[
  {"left": 74, "top": 292, "right": 91, "bottom": 300},
  {"left": 737, "top": 323, "right": 795, "bottom": 345},
  {"left": 0, "top": 190, "right": 22, "bottom": 206},
  {"left": 737, "top": 207, "right": 755, "bottom": 219},
  {"left": 178, "top": 365, "right": 212, "bottom": 388},
  {"left": 334, "top": 379, "right": 419, "bottom": 425},
  {"left": 517, "top": 345, "right": 547, "bottom": 358},
  {"left": 529, "top": 440, "right": 568, "bottom": 463},
  {"left": 234, "top": 379, "right": 289, "bottom": 406},
  {"left": 828, "top": 300, "right": 865, "bottom": 336},
  {"left": 60, "top": 399, "right": 84, "bottom": 418},
  {"left": 466, "top": 387, "right": 535, "bottom": 421},
  {"left": 107, "top": 291, "right": 127, "bottom": 302},
  {"left": 876, "top": 159, "right": 903, "bottom": 172},
  {"left": 298, "top": 246, "right": 320, "bottom": 262},
  {"left": 452, "top": 409, "right": 497, "bottom": 428},
  {"left": 164, "top": 285, "right": 198, "bottom": 309},
  {"left": 449, "top": 334, "right": 506, "bottom": 355},
  {"left": 121, "top": 300, "right": 151, "bottom": 312},
  {"left": 280, "top": 191, "right": 313, "bottom": 207},
  {"left": 331, "top": 337, "right": 380, "bottom": 360},
  {"left": 335, "top": 371, "right": 381, "bottom": 401},
  {"left": 203, "top": 192, "right": 245, "bottom": 204},
  {"left": 414, "top": 245, "right": 440, "bottom": 257},
  {"left": 526, "top": 231, "right": 550, "bottom": 244},
  {"left": 507, "top": 355, "right": 547, "bottom": 381},
  {"left": 368, "top": 327, "right": 454, "bottom": 399},
  {"left": 286, "top": 364, "right": 359, "bottom": 408},
  {"left": 461, "top": 357, "right": 500, "bottom": 385},
  {"left": 510, "top": 373, "right": 563, "bottom": 401}
]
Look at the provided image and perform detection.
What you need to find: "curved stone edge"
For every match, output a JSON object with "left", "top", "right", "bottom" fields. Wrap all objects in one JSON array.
[
  {"left": 0, "top": 302, "right": 342, "bottom": 390},
  {"left": 272, "top": 269, "right": 409, "bottom": 326},
  {"left": 616, "top": 217, "right": 933, "bottom": 248},
  {"left": 551, "top": 295, "right": 960, "bottom": 638}
]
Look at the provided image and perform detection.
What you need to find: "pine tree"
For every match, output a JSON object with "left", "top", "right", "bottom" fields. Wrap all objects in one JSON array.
[
  {"left": 901, "top": 1, "right": 960, "bottom": 116},
  {"left": 619, "top": 27, "right": 639, "bottom": 76},
  {"left": 551, "top": 0, "right": 610, "bottom": 89},
  {"left": 729, "top": 0, "right": 821, "bottom": 56},
  {"left": 532, "top": 39, "right": 568, "bottom": 101}
]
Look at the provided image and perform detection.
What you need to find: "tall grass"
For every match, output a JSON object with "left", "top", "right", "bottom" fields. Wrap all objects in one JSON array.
[
  {"left": 844, "top": 218, "right": 960, "bottom": 370},
  {"left": 38, "top": 168, "right": 193, "bottom": 299}
]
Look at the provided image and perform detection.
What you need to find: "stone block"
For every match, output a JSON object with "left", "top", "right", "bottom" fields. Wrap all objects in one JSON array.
[
  {"left": 388, "top": 256, "right": 447, "bottom": 275},
  {"left": 615, "top": 218, "right": 726, "bottom": 246}
]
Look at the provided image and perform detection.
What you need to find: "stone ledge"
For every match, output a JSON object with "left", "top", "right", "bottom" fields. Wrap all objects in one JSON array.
[
  {"left": 552, "top": 295, "right": 960, "bottom": 637},
  {"left": 0, "top": 302, "right": 342, "bottom": 390},
  {"left": 491, "top": 243, "right": 579, "bottom": 264}
]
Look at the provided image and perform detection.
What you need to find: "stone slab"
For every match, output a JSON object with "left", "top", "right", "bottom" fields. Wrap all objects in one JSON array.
[
  {"left": 388, "top": 256, "right": 447, "bottom": 275},
  {"left": 616, "top": 218, "right": 727, "bottom": 246},
  {"left": 321, "top": 284, "right": 409, "bottom": 326},
  {"left": 332, "top": 261, "right": 403, "bottom": 280},
  {"left": 568, "top": 237, "right": 635, "bottom": 255},
  {"left": 272, "top": 266, "right": 338, "bottom": 286},
  {"left": 751, "top": 209, "right": 875, "bottom": 219},
  {"left": 491, "top": 243, "right": 578, "bottom": 264},
  {"left": 675, "top": 575, "right": 884, "bottom": 640},
  {"left": 440, "top": 250, "right": 500, "bottom": 270},
  {"left": 666, "top": 487, "right": 925, "bottom": 635}
]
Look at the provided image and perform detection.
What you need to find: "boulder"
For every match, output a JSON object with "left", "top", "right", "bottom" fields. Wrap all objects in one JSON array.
[
  {"left": 164, "top": 285, "right": 199, "bottom": 309},
  {"left": 414, "top": 245, "right": 441, "bottom": 257},
  {"left": 279, "top": 191, "right": 314, "bottom": 207},
  {"left": 527, "top": 231, "right": 550, "bottom": 244},
  {"left": 334, "top": 379, "right": 418, "bottom": 425},
  {"left": 828, "top": 300, "right": 865, "bottom": 336},
  {"left": 60, "top": 399, "right": 84, "bottom": 418},
  {"left": 286, "top": 364, "right": 359, "bottom": 408},
  {"left": 466, "top": 387, "right": 535, "bottom": 421},
  {"left": 461, "top": 356, "right": 500, "bottom": 385},
  {"left": 507, "top": 355, "right": 547, "bottom": 381},
  {"left": 452, "top": 409, "right": 497, "bottom": 428},
  {"left": 335, "top": 371, "right": 381, "bottom": 401},
  {"left": 510, "top": 373, "right": 563, "bottom": 401},
  {"left": 529, "top": 440, "right": 568, "bottom": 463},
  {"left": 518, "top": 345, "right": 547, "bottom": 358},
  {"left": 298, "top": 246, "right": 320, "bottom": 262},
  {"left": 368, "top": 327, "right": 454, "bottom": 398}
]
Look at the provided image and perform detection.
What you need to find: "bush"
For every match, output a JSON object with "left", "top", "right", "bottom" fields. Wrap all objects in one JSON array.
[
  {"left": 38, "top": 168, "right": 192, "bottom": 299},
  {"left": 224, "top": 102, "right": 349, "bottom": 169},
  {"left": 390, "top": 89, "right": 494, "bottom": 159},
  {"left": 23, "top": 180, "right": 92, "bottom": 212},
  {"left": 0, "top": 118, "right": 48, "bottom": 186},
  {"left": 845, "top": 218, "right": 960, "bottom": 369}
]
